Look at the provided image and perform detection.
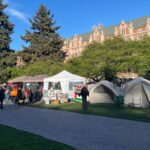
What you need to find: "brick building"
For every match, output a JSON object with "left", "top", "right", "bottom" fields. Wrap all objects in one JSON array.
[{"left": 62, "top": 16, "right": 150, "bottom": 60}]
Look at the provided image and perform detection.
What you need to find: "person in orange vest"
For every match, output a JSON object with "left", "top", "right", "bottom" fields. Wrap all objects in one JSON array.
[{"left": 10, "top": 85, "right": 18, "bottom": 107}]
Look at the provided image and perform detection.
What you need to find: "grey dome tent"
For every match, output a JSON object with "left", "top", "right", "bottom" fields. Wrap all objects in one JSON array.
[
  {"left": 123, "top": 77, "right": 150, "bottom": 108},
  {"left": 88, "top": 84, "right": 95, "bottom": 92},
  {"left": 89, "top": 80, "right": 124, "bottom": 104}
]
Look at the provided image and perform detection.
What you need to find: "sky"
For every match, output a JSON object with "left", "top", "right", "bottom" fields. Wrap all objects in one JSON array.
[{"left": 3, "top": 0, "right": 150, "bottom": 51}]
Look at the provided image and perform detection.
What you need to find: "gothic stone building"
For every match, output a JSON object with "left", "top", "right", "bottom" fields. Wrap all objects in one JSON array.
[{"left": 62, "top": 16, "right": 150, "bottom": 60}]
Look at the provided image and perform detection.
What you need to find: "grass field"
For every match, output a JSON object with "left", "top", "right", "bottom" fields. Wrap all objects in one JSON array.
[
  {"left": 30, "top": 101, "right": 150, "bottom": 123},
  {"left": 0, "top": 124, "right": 76, "bottom": 150}
]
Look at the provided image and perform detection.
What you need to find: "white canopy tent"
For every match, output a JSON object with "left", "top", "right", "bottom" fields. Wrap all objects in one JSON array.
[
  {"left": 123, "top": 77, "right": 150, "bottom": 108},
  {"left": 43, "top": 70, "right": 86, "bottom": 98}
]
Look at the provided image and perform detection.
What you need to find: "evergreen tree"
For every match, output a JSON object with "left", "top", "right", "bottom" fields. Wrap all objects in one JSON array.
[
  {"left": 0, "top": 0, "right": 14, "bottom": 83},
  {"left": 0, "top": 0, "right": 14, "bottom": 57},
  {"left": 21, "top": 4, "right": 64, "bottom": 62}
]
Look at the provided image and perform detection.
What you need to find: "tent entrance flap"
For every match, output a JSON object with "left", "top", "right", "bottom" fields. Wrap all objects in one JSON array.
[
  {"left": 93, "top": 85, "right": 115, "bottom": 100},
  {"left": 89, "top": 80, "right": 124, "bottom": 104}
]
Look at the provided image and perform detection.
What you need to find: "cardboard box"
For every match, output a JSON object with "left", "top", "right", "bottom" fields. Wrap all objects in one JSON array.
[{"left": 51, "top": 99, "right": 60, "bottom": 105}]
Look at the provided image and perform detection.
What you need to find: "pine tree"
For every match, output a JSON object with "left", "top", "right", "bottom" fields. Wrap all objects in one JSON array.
[
  {"left": 21, "top": 4, "right": 64, "bottom": 62},
  {"left": 0, "top": 0, "right": 14, "bottom": 57}
]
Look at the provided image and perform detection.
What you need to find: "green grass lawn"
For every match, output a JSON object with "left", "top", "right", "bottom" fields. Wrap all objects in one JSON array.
[
  {"left": 0, "top": 124, "right": 76, "bottom": 150},
  {"left": 29, "top": 101, "right": 150, "bottom": 123}
]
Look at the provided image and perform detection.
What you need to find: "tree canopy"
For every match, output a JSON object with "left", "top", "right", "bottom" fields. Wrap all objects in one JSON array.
[
  {"left": 1, "top": 2, "right": 150, "bottom": 83},
  {"left": 65, "top": 37, "right": 150, "bottom": 81},
  {"left": 0, "top": 0, "right": 15, "bottom": 83},
  {"left": 0, "top": 0, "right": 14, "bottom": 56},
  {"left": 21, "top": 4, "right": 64, "bottom": 63}
]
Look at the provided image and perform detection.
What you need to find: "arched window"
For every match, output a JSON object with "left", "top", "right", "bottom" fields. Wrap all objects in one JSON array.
[{"left": 121, "top": 28, "right": 126, "bottom": 35}]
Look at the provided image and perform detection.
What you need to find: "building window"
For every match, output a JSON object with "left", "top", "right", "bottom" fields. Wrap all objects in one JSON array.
[{"left": 121, "top": 29, "right": 126, "bottom": 35}]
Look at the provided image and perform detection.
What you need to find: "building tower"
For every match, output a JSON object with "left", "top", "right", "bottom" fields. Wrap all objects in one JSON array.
[{"left": 16, "top": 56, "right": 25, "bottom": 67}]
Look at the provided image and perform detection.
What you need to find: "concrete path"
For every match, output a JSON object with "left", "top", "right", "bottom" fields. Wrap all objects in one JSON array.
[{"left": 0, "top": 105, "right": 150, "bottom": 150}]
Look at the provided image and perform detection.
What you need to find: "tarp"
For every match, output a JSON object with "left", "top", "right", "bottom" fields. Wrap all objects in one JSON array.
[
  {"left": 123, "top": 77, "right": 150, "bottom": 108},
  {"left": 24, "top": 74, "right": 49, "bottom": 83},
  {"left": 89, "top": 80, "right": 124, "bottom": 104},
  {"left": 8, "top": 75, "right": 48, "bottom": 83},
  {"left": 116, "top": 72, "right": 138, "bottom": 79},
  {"left": 43, "top": 70, "right": 86, "bottom": 95},
  {"left": 8, "top": 76, "right": 32, "bottom": 83}
]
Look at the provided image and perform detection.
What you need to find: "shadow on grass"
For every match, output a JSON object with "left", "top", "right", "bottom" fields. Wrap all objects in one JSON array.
[{"left": 28, "top": 101, "right": 150, "bottom": 123}]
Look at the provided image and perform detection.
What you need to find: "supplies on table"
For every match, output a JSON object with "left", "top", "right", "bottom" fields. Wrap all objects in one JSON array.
[{"left": 74, "top": 84, "right": 83, "bottom": 102}]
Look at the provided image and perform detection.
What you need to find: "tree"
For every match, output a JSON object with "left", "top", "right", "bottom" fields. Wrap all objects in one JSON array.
[
  {"left": 100, "top": 64, "right": 117, "bottom": 81},
  {"left": 21, "top": 4, "right": 64, "bottom": 63},
  {"left": 0, "top": 0, "right": 14, "bottom": 57},
  {"left": 0, "top": 69, "right": 11, "bottom": 83},
  {"left": 66, "top": 37, "right": 150, "bottom": 81},
  {"left": 0, "top": 0, "right": 14, "bottom": 83}
]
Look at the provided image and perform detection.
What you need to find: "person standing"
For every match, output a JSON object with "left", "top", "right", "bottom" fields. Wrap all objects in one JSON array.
[
  {"left": 80, "top": 85, "right": 89, "bottom": 111},
  {"left": 17, "top": 88, "right": 23, "bottom": 104},
  {"left": 0, "top": 85, "right": 5, "bottom": 109},
  {"left": 31, "top": 85, "right": 36, "bottom": 102},
  {"left": 10, "top": 85, "right": 18, "bottom": 107},
  {"left": 28, "top": 87, "right": 33, "bottom": 102},
  {"left": 5, "top": 85, "right": 10, "bottom": 101},
  {"left": 24, "top": 87, "right": 29, "bottom": 103}
]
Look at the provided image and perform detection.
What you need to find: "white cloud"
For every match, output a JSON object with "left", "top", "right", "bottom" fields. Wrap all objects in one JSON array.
[
  {"left": 4, "top": 0, "right": 9, "bottom": 4},
  {"left": 3, "top": 0, "right": 29, "bottom": 24},
  {"left": 6, "top": 8, "right": 29, "bottom": 24}
]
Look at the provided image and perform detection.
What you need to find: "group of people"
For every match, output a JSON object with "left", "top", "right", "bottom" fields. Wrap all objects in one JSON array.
[
  {"left": 0, "top": 82, "right": 89, "bottom": 111},
  {"left": 0, "top": 83, "right": 43, "bottom": 109}
]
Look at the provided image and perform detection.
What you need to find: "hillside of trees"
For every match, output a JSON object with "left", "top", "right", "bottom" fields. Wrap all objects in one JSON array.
[
  {"left": 7, "top": 36, "right": 150, "bottom": 82},
  {"left": 0, "top": 0, "right": 150, "bottom": 83},
  {"left": 0, "top": 1, "right": 64, "bottom": 83},
  {"left": 66, "top": 37, "right": 150, "bottom": 81}
]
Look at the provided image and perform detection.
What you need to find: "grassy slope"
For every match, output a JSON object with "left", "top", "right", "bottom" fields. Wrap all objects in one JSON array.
[
  {"left": 30, "top": 101, "right": 150, "bottom": 123},
  {"left": 0, "top": 124, "right": 76, "bottom": 150}
]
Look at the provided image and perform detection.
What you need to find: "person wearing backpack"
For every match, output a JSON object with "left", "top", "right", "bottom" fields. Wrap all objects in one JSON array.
[
  {"left": 10, "top": 85, "right": 18, "bottom": 107},
  {"left": 80, "top": 84, "right": 89, "bottom": 111}
]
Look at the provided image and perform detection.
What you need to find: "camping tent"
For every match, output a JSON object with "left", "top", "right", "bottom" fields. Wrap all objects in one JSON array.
[
  {"left": 43, "top": 70, "right": 86, "bottom": 98},
  {"left": 123, "top": 77, "right": 150, "bottom": 108},
  {"left": 88, "top": 84, "right": 95, "bottom": 92},
  {"left": 89, "top": 80, "right": 124, "bottom": 104}
]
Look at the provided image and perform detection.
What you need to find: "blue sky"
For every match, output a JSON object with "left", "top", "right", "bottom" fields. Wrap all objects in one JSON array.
[{"left": 3, "top": 0, "right": 150, "bottom": 51}]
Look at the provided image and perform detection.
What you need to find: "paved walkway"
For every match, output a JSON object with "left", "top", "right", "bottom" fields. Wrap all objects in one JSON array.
[{"left": 0, "top": 105, "right": 150, "bottom": 150}]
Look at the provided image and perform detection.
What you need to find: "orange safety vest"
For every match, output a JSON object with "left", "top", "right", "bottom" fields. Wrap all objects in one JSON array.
[{"left": 10, "top": 87, "right": 18, "bottom": 97}]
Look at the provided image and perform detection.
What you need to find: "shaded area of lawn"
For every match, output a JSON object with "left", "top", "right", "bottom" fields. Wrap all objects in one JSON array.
[
  {"left": 0, "top": 124, "right": 76, "bottom": 150},
  {"left": 30, "top": 101, "right": 150, "bottom": 123}
]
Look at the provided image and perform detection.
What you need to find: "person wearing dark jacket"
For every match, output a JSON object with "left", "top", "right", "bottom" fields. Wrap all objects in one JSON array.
[
  {"left": 0, "top": 85, "right": 5, "bottom": 109},
  {"left": 80, "top": 85, "right": 89, "bottom": 111}
]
